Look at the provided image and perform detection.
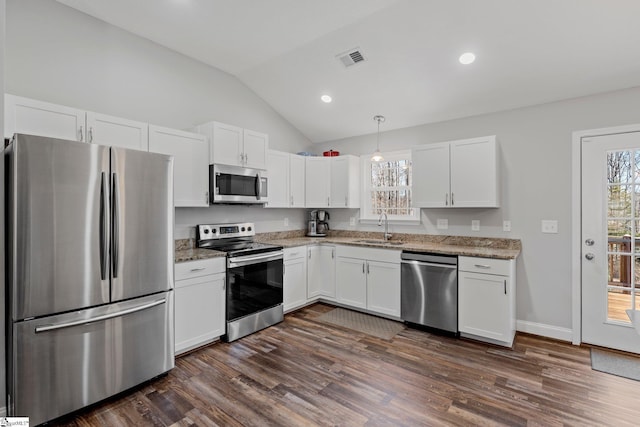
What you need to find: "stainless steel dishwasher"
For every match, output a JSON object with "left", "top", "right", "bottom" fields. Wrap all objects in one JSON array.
[{"left": 400, "top": 251, "right": 458, "bottom": 333}]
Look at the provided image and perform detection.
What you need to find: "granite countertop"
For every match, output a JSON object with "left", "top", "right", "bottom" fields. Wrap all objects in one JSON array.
[
  {"left": 175, "top": 230, "right": 521, "bottom": 263},
  {"left": 256, "top": 230, "right": 521, "bottom": 260}
]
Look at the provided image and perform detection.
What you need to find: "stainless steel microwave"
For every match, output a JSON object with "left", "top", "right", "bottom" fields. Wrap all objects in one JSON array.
[{"left": 210, "top": 164, "right": 268, "bottom": 204}]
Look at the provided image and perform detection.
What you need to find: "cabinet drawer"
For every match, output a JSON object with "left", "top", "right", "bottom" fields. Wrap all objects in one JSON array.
[
  {"left": 175, "top": 258, "right": 225, "bottom": 281},
  {"left": 458, "top": 256, "right": 511, "bottom": 276},
  {"left": 284, "top": 246, "right": 306, "bottom": 261}
]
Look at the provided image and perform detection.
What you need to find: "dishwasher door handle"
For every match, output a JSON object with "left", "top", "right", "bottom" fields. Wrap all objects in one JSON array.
[{"left": 401, "top": 260, "right": 457, "bottom": 269}]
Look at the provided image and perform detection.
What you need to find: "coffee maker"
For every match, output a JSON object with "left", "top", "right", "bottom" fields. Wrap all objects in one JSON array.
[
  {"left": 307, "top": 210, "right": 326, "bottom": 237},
  {"left": 317, "top": 210, "right": 330, "bottom": 235}
]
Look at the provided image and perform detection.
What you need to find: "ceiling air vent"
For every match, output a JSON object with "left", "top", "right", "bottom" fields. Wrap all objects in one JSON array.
[{"left": 337, "top": 48, "right": 366, "bottom": 68}]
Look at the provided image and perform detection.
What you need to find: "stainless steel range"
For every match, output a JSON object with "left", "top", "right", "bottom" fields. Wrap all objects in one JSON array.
[{"left": 196, "top": 222, "right": 284, "bottom": 341}]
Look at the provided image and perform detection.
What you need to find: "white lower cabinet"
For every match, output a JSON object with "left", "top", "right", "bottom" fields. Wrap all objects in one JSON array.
[
  {"left": 335, "top": 246, "right": 401, "bottom": 318},
  {"left": 284, "top": 246, "right": 308, "bottom": 312},
  {"left": 307, "top": 245, "right": 336, "bottom": 300},
  {"left": 458, "top": 256, "right": 516, "bottom": 347},
  {"left": 174, "top": 258, "right": 226, "bottom": 355}
]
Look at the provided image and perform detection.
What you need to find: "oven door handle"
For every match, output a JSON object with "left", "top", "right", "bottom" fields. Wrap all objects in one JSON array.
[{"left": 228, "top": 251, "right": 284, "bottom": 268}]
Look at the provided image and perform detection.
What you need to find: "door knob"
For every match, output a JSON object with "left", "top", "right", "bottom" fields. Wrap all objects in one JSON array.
[
  {"left": 585, "top": 253, "right": 595, "bottom": 260},
  {"left": 585, "top": 239, "right": 595, "bottom": 246}
]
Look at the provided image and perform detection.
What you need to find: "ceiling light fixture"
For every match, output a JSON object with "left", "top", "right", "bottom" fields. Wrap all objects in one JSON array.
[
  {"left": 321, "top": 95, "right": 332, "bottom": 103},
  {"left": 371, "top": 115, "right": 385, "bottom": 162},
  {"left": 459, "top": 52, "right": 476, "bottom": 65}
]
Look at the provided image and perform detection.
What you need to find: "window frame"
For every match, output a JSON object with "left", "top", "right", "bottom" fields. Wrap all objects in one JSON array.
[{"left": 359, "top": 149, "right": 420, "bottom": 223}]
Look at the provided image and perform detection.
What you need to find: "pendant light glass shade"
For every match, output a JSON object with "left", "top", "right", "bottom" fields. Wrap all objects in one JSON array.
[{"left": 371, "top": 115, "right": 385, "bottom": 162}]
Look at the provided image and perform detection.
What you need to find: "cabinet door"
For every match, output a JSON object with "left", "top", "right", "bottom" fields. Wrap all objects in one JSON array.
[
  {"left": 307, "top": 246, "right": 336, "bottom": 299},
  {"left": 289, "top": 154, "right": 306, "bottom": 207},
  {"left": 450, "top": 136, "right": 499, "bottom": 207},
  {"left": 305, "top": 157, "right": 330, "bottom": 208},
  {"left": 458, "top": 271, "right": 511, "bottom": 342},
  {"left": 86, "top": 112, "right": 148, "bottom": 151},
  {"left": 266, "top": 150, "right": 289, "bottom": 208},
  {"left": 284, "top": 256, "right": 308, "bottom": 312},
  {"left": 411, "top": 142, "right": 450, "bottom": 207},
  {"left": 149, "top": 125, "right": 209, "bottom": 207},
  {"left": 5, "top": 94, "right": 85, "bottom": 141},
  {"left": 367, "top": 261, "right": 401, "bottom": 317},
  {"left": 336, "top": 257, "right": 367, "bottom": 309},
  {"left": 211, "top": 122, "right": 243, "bottom": 166},
  {"left": 175, "top": 272, "right": 225, "bottom": 355},
  {"left": 330, "top": 156, "right": 350, "bottom": 208},
  {"left": 243, "top": 129, "right": 268, "bottom": 170}
]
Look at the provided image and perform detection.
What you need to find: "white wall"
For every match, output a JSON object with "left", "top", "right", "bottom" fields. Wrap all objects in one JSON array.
[
  {"left": 317, "top": 87, "right": 640, "bottom": 337},
  {"left": 5, "top": 0, "right": 313, "bottom": 237}
]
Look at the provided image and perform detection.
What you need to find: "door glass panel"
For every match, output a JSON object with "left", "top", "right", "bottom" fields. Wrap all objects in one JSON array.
[
  {"left": 606, "top": 150, "right": 639, "bottom": 322},
  {"left": 607, "top": 287, "right": 632, "bottom": 322}
]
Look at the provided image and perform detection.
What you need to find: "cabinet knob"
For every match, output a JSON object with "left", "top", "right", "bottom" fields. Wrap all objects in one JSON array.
[
  {"left": 89, "top": 126, "right": 94, "bottom": 143},
  {"left": 585, "top": 253, "right": 595, "bottom": 261},
  {"left": 445, "top": 193, "right": 448, "bottom": 206},
  {"left": 78, "top": 126, "right": 84, "bottom": 142}
]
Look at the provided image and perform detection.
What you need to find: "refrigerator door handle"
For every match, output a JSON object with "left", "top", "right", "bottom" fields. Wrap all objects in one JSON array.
[
  {"left": 34, "top": 298, "right": 166, "bottom": 333},
  {"left": 112, "top": 172, "right": 120, "bottom": 278},
  {"left": 99, "top": 172, "right": 108, "bottom": 280}
]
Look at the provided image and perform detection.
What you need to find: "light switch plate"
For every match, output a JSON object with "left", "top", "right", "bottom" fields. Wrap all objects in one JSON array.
[
  {"left": 541, "top": 220, "right": 558, "bottom": 234},
  {"left": 284, "top": 217, "right": 289, "bottom": 227},
  {"left": 503, "top": 220, "right": 511, "bottom": 232},
  {"left": 350, "top": 217, "right": 356, "bottom": 226},
  {"left": 472, "top": 220, "right": 480, "bottom": 231},
  {"left": 437, "top": 219, "right": 448, "bottom": 230}
]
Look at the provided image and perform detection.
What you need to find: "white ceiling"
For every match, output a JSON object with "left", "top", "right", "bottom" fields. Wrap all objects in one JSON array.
[{"left": 56, "top": 0, "right": 640, "bottom": 143}]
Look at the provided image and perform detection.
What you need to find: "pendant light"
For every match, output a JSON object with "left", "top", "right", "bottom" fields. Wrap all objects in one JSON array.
[{"left": 371, "top": 115, "right": 385, "bottom": 162}]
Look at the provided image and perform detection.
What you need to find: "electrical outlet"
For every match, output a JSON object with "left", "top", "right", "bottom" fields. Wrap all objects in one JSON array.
[
  {"left": 350, "top": 217, "right": 356, "bottom": 226},
  {"left": 471, "top": 220, "right": 480, "bottom": 231},
  {"left": 284, "top": 217, "right": 289, "bottom": 227},
  {"left": 437, "top": 219, "right": 448, "bottom": 230},
  {"left": 503, "top": 220, "right": 511, "bottom": 232},
  {"left": 541, "top": 220, "right": 558, "bottom": 234}
]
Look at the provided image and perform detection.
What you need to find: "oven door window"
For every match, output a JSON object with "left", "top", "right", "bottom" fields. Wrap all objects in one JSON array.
[
  {"left": 217, "top": 173, "right": 258, "bottom": 197},
  {"left": 227, "top": 258, "right": 283, "bottom": 321}
]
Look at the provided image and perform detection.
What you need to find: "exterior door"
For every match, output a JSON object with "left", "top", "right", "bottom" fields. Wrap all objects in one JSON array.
[
  {"left": 582, "top": 132, "right": 640, "bottom": 353},
  {"left": 110, "top": 147, "right": 174, "bottom": 301}
]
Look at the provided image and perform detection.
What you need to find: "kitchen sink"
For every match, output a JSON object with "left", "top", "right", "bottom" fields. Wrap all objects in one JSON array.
[{"left": 356, "top": 239, "right": 404, "bottom": 246}]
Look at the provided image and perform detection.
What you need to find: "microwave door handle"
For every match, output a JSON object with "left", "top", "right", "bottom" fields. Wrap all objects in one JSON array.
[{"left": 255, "top": 173, "right": 262, "bottom": 200}]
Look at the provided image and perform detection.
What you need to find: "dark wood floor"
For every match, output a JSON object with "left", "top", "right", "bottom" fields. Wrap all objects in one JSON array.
[{"left": 54, "top": 303, "right": 640, "bottom": 426}]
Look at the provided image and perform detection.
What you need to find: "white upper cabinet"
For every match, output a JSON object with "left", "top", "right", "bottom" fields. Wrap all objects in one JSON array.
[
  {"left": 305, "top": 155, "right": 359, "bottom": 208},
  {"left": 86, "top": 112, "right": 149, "bottom": 151},
  {"left": 197, "top": 121, "right": 268, "bottom": 169},
  {"left": 243, "top": 129, "right": 268, "bottom": 170},
  {"left": 289, "top": 154, "right": 306, "bottom": 208},
  {"left": 412, "top": 136, "right": 499, "bottom": 208},
  {"left": 330, "top": 155, "right": 360, "bottom": 208},
  {"left": 266, "top": 150, "right": 306, "bottom": 208},
  {"left": 148, "top": 125, "right": 209, "bottom": 207},
  {"left": 266, "top": 150, "right": 290, "bottom": 208},
  {"left": 5, "top": 94, "right": 85, "bottom": 142},
  {"left": 412, "top": 142, "right": 450, "bottom": 207},
  {"left": 305, "top": 157, "right": 331, "bottom": 208},
  {"left": 450, "top": 137, "right": 499, "bottom": 207}
]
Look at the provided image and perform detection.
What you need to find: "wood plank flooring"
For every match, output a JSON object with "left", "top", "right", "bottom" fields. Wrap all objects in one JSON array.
[{"left": 53, "top": 303, "right": 640, "bottom": 426}]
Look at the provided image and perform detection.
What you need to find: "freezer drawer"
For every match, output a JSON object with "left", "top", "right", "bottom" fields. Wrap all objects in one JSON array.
[{"left": 8, "top": 292, "right": 174, "bottom": 425}]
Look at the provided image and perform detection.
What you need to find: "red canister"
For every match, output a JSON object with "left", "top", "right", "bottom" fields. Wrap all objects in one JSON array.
[{"left": 323, "top": 150, "right": 340, "bottom": 157}]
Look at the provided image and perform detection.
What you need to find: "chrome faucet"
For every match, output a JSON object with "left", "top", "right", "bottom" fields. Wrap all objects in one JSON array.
[{"left": 378, "top": 213, "right": 392, "bottom": 241}]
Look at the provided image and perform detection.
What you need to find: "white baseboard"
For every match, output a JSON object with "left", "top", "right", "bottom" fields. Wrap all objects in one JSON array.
[{"left": 516, "top": 320, "right": 573, "bottom": 343}]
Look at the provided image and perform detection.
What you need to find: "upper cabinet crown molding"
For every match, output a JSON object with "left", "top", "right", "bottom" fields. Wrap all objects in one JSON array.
[
  {"left": 196, "top": 121, "right": 268, "bottom": 170},
  {"left": 412, "top": 135, "right": 499, "bottom": 208}
]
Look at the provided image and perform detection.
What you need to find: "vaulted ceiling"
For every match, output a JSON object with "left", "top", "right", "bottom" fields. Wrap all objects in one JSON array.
[{"left": 56, "top": 0, "right": 640, "bottom": 142}]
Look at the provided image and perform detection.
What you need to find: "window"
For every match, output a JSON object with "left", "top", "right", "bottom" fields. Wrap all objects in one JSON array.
[{"left": 361, "top": 150, "right": 419, "bottom": 222}]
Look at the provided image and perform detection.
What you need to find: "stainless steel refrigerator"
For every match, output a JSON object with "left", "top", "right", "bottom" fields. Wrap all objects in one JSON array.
[{"left": 5, "top": 134, "right": 175, "bottom": 425}]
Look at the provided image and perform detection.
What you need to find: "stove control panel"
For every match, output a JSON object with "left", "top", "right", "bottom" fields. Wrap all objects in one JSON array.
[{"left": 196, "top": 222, "right": 255, "bottom": 243}]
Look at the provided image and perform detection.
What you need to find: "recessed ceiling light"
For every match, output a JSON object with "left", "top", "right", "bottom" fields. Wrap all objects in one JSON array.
[
  {"left": 459, "top": 52, "right": 476, "bottom": 65},
  {"left": 321, "top": 95, "right": 332, "bottom": 103}
]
